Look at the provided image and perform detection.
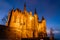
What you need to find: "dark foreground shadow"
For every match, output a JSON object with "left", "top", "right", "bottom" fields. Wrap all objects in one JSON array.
[{"left": 0, "top": 25, "right": 58, "bottom": 40}]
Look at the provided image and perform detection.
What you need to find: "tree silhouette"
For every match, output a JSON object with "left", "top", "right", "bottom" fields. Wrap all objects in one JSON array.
[{"left": 2, "top": 15, "right": 8, "bottom": 25}]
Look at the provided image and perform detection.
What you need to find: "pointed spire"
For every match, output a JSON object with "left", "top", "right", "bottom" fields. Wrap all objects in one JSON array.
[
  {"left": 34, "top": 8, "right": 37, "bottom": 14},
  {"left": 24, "top": 2, "right": 26, "bottom": 11},
  {"left": 42, "top": 16, "right": 45, "bottom": 20}
]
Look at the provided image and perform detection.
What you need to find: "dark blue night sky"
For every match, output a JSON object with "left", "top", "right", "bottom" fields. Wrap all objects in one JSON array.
[{"left": 0, "top": 0, "right": 60, "bottom": 34}]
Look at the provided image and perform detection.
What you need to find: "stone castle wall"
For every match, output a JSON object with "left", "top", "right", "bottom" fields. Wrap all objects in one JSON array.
[{"left": 6, "top": 8, "right": 47, "bottom": 38}]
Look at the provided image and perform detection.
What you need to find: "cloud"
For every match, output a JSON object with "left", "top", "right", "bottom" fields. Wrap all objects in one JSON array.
[{"left": 47, "top": 29, "right": 60, "bottom": 34}]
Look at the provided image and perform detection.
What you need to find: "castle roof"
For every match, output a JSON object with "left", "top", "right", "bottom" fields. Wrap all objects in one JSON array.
[
  {"left": 16, "top": 8, "right": 21, "bottom": 12},
  {"left": 38, "top": 21, "right": 42, "bottom": 23}
]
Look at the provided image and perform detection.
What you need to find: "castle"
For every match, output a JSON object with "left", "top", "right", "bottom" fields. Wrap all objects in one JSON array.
[{"left": 6, "top": 3, "right": 47, "bottom": 38}]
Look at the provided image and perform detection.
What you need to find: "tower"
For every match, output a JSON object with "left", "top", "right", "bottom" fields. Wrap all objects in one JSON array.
[
  {"left": 41, "top": 16, "right": 47, "bottom": 37},
  {"left": 33, "top": 8, "right": 38, "bottom": 38},
  {"left": 38, "top": 16, "right": 47, "bottom": 38}
]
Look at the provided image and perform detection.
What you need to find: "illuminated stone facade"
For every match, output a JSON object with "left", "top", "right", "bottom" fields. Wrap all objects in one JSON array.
[{"left": 6, "top": 4, "right": 47, "bottom": 38}]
